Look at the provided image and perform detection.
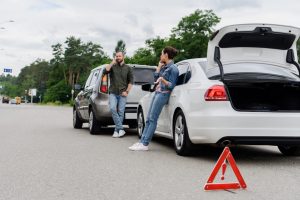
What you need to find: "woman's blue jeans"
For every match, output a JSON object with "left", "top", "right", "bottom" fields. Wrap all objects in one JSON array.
[{"left": 140, "top": 92, "right": 170, "bottom": 146}]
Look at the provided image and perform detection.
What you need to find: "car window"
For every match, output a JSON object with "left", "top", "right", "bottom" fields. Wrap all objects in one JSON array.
[
  {"left": 133, "top": 68, "right": 155, "bottom": 84},
  {"left": 85, "top": 71, "right": 94, "bottom": 88},
  {"left": 89, "top": 69, "right": 100, "bottom": 87},
  {"left": 176, "top": 63, "right": 191, "bottom": 86}
]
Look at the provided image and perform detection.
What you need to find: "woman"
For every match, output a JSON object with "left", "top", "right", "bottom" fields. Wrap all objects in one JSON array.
[{"left": 129, "top": 46, "right": 179, "bottom": 151}]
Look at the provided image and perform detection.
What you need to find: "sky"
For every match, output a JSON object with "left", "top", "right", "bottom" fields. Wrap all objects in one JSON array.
[{"left": 0, "top": 0, "right": 299, "bottom": 76}]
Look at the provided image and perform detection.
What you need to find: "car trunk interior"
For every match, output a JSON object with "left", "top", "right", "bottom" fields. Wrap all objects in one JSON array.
[{"left": 224, "top": 80, "right": 300, "bottom": 112}]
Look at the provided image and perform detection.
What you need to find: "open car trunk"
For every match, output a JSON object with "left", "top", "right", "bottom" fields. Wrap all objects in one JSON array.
[{"left": 224, "top": 80, "right": 300, "bottom": 112}]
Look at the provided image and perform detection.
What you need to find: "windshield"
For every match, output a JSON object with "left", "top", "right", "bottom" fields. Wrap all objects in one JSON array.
[{"left": 133, "top": 68, "right": 155, "bottom": 84}]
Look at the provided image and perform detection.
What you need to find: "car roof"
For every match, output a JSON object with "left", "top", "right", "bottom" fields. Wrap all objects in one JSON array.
[{"left": 176, "top": 58, "right": 207, "bottom": 65}]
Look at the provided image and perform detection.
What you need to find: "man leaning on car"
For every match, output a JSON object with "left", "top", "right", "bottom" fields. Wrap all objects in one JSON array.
[{"left": 103, "top": 51, "right": 133, "bottom": 138}]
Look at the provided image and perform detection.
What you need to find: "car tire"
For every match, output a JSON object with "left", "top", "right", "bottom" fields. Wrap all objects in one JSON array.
[
  {"left": 89, "top": 109, "right": 100, "bottom": 135},
  {"left": 137, "top": 108, "right": 145, "bottom": 138},
  {"left": 128, "top": 123, "right": 137, "bottom": 129},
  {"left": 278, "top": 145, "right": 300, "bottom": 156},
  {"left": 73, "top": 109, "right": 83, "bottom": 129},
  {"left": 173, "top": 110, "right": 193, "bottom": 156}
]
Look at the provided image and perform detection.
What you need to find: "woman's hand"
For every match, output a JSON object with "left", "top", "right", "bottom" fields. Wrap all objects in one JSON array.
[
  {"left": 154, "top": 77, "right": 163, "bottom": 84},
  {"left": 156, "top": 62, "right": 164, "bottom": 73}
]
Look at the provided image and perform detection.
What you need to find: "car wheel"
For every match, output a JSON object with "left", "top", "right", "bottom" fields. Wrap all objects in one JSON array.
[
  {"left": 278, "top": 145, "right": 300, "bottom": 156},
  {"left": 128, "top": 122, "right": 137, "bottom": 129},
  {"left": 89, "top": 109, "right": 100, "bottom": 135},
  {"left": 73, "top": 109, "right": 83, "bottom": 129},
  {"left": 137, "top": 108, "right": 145, "bottom": 138},
  {"left": 173, "top": 110, "right": 193, "bottom": 156}
]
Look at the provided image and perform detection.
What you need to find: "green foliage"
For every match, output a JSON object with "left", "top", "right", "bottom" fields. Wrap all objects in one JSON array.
[
  {"left": 0, "top": 75, "right": 19, "bottom": 97},
  {"left": 18, "top": 59, "right": 51, "bottom": 97},
  {"left": 43, "top": 80, "right": 71, "bottom": 103},
  {"left": 129, "top": 9, "right": 220, "bottom": 65},
  {"left": 171, "top": 9, "right": 220, "bottom": 59},
  {"left": 128, "top": 48, "right": 156, "bottom": 65}
]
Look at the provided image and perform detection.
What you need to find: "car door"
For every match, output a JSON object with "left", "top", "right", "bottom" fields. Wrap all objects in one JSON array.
[
  {"left": 83, "top": 69, "right": 100, "bottom": 119},
  {"left": 157, "top": 63, "right": 191, "bottom": 134},
  {"left": 78, "top": 71, "right": 93, "bottom": 120}
]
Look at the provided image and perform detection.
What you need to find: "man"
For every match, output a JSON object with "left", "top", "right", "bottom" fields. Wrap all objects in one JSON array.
[
  {"left": 129, "top": 46, "right": 179, "bottom": 151},
  {"left": 103, "top": 51, "right": 133, "bottom": 138}
]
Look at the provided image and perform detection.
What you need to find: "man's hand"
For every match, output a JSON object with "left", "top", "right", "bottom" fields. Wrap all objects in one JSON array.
[
  {"left": 110, "top": 58, "right": 117, "bottom": 66},
  {"left": 105, "top": 58, "right": 116, "bottom": 72},
  {"left": 121, "top": 91, "right": 128, "bottom": 97}
]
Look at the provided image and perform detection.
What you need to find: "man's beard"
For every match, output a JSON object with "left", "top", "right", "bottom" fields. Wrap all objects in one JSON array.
[{"left": 116, "top": 59, "right": 124, "bottom": 64}]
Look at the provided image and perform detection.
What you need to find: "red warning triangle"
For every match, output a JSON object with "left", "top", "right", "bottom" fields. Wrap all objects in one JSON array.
[{"left": 204, "top": 147, "right": 247, "bottom": 190}]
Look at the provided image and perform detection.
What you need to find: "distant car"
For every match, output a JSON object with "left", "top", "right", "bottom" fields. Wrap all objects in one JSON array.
[
  {"left": 137, "top": 24, "right": 300, "bottom": 156},
  {"left": 10, "top": 99, "right": 17, "bottom": 104},
  {"left": 2, "top": 96, "right": 9, "bottom": 103},
  {"left": 73, "top": 64, "right": 156, "bottom": 134}
]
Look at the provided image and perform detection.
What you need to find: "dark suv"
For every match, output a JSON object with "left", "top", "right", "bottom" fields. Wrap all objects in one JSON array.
[
  {"left": 73, "top": 64, "right": 156, "bottom": 134},
  {"left": 2, "top": 96, "right": 9, "bottom": 103}
]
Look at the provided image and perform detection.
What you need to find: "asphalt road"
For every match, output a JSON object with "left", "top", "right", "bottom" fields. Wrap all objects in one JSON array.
[{"left": 0, "top": 103, "right": 300, "bottom": 200}]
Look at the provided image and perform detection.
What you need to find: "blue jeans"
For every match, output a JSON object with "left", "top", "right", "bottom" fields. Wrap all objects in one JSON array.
[
  {"left": 140, "top": 92, "right": 170, "bottom": 146},
  {"left": 109, "top": 93, "right": 127, "bottom": 132}
]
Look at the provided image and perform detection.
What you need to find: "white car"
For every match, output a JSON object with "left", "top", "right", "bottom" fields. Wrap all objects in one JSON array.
[{"left": 137, "top": 24, "right": 300, "bottom": 156}]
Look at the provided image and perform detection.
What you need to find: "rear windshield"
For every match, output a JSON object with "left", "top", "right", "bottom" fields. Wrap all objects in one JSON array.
[
  {"left": 133, "top": 68, "right": 155, "bottom": 84},
  {"left": 199, "top": 62, "right": 300, "bottom": 81},
  {"left": 219, "top": 28, "right": 296, "bottom": 50}
]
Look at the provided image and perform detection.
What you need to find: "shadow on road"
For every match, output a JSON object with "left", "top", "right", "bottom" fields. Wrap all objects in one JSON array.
[
  {"left": 151, "top": 135, "right": 300, "bottom": 165},
  {"left": 77, "top": 126, "right": 300, "bottom": 164}
]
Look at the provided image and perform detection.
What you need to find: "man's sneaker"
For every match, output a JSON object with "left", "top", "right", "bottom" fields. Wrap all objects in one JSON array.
[
  {"left": 129, "top": 143, "right": 149, "bottom": 151},
  {"left": 118, "top": 130, "right": 126, "bottom": 137},
  {"left": 112, "top": 131, "right": 119, "bottom": 138}
]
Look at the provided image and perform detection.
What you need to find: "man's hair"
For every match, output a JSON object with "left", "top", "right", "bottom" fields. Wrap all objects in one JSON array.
[
  {"left": 115, "top": 51, "right": 125, "bottom": 56},
  {"left": 163, "top": 46, "right": 178, "bottom": 59}
]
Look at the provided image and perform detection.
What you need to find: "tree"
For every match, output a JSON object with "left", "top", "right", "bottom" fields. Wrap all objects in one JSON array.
[
  {"left": 128, "top": 9, "right": 221, "bottom": 65},
  {"left": 16, "top": 59, "right": 51, "bottom": 99},
  {"left": 129, "top": 48, "right": 156, "bottom": 65},
  {"left": 171, "top": 9, "right": 220, "bottom": 59},
  {"left": 43, "top": 80, "right": 71, "bottom": 103},
  {"left": 44, "top": 36, "right": 109, "bottom": 103},
  {"left": 113, "top": 40, "right": 126, "bottom": 56}
]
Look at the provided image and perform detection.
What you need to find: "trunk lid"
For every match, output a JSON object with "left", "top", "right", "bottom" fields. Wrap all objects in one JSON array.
[{"left": 207, "top": 24, "right": 300, "bottom": 72}]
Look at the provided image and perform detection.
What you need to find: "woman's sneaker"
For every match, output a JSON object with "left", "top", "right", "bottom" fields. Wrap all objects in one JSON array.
[{"left": 129, "top": 143, "right": 149, "bottom": 151}]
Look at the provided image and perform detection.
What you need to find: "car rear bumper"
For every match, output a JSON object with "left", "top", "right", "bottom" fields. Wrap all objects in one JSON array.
[
  {"left": 217, "top": 136, "right": 300, "bottom": 146},
  {"left": 187, "top": 110, "right": 300, "bottom": 145}
]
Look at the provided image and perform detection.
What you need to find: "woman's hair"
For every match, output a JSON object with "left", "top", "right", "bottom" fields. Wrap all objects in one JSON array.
[{"left": 163, "top": 46, "right": 178, "bottom": 59}]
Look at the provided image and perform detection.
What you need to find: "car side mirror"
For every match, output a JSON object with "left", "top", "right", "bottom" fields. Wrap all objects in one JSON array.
[
  {"left": 142, "top": 83, "right": 155, "bottom": 92},
  {"left": 142, "top": 83, "right": 153, "bottom": 92},
  {"left": 74, "top": 84, "right": 82, "bottom": 91}
]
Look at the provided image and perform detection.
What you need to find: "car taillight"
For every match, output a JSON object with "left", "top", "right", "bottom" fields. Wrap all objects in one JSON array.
[
  {"left": 100, "top": 75, "right": 108, "bottom": 93},
  {"left": 204, "top": 85, "right": 228, "bottom": 101}
]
